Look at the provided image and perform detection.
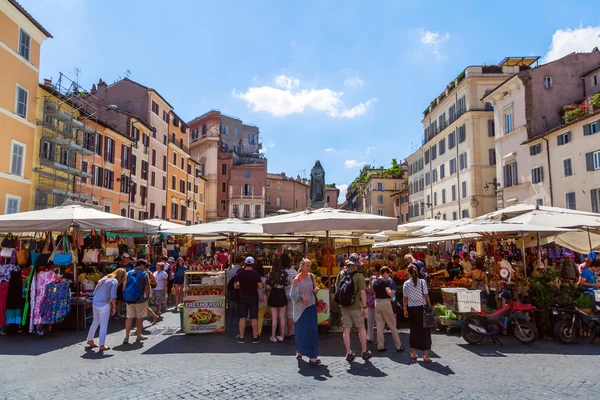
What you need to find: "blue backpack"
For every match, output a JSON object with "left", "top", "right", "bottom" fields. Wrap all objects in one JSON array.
[{"left": 124, "top": 270, "right": 146, "bottom": 303}]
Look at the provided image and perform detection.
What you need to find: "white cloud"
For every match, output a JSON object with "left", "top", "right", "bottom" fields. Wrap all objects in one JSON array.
[
  {"left": 416, "top": 28, "right": 450, "bottom": 58},
  {"left": 344, "top": 77, "right": 364, "bottom": 87},
  {"left": 345, "top": 159, "right": 367, "bottom": 169},
  {"left": 325, "top": 148, "right": 335, "bottom": 152},
  {"left": 337, "top": 184, "right": 349, "bottom": 201},
  {"left": 543, "top": 26, "right": 600, "bottom": 63},
  {"left": 267, "top": 139, "right": 276, "bottom": 148},
  {"left": 274, "top": 74, "right": 300, "bottom": 90},
  {"left": 233, "top": 76, "right": 376, "bottom": 118},
  {"left": 365, "top": 146, "right": 376, "bottom": 155}
]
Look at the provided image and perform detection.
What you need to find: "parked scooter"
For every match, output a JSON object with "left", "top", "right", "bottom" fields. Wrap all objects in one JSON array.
[
  {"left": 553, "top": 298, "right": 600, "bottom": 344},
  {"left": 462, "top": 282, "right": 538, "bottom": 345}
]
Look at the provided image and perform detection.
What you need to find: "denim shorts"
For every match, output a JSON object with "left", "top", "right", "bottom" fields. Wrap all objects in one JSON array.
[{"left": 239, "top": 297, "right": 259, "bottom": 320}]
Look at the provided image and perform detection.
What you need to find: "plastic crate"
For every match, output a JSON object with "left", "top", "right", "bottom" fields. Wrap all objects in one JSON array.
[{"left": 441, "top": 288, "right": 481, "bottom": 313}]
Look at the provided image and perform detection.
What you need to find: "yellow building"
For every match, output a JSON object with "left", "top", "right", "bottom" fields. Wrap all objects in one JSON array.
[{"left": 0, "top": 0, "right": 51, "bottom": 213}]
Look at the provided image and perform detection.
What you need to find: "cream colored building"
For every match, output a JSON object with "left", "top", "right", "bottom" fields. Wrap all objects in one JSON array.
[
  {"left": 364, "top": 176, "right": 406, "bottom": 217},
  {"left": 407, "top": 61, "right": 528, "bottom": 221}
]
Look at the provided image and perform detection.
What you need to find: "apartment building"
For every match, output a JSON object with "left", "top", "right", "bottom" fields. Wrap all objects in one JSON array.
[
  {"left": 165, "top": 110, "right": 192, "bottom": 225},
  {"left": 406, "top": 150, "right": 425, "bottom": 220},
  {"left": 407, "top": 59, "right": 528, "bottom": 221},
  {"left": 364, "top": 175, "right": 406, "bottom": 217},
  {"left": 189, "top": 158, "right": 207, "bottom": 224},
  {"left": 391, "top": 188, "right": 410, "bottom": 223},
  {"left": 343, "top": 182, "right": 365, "bottom": 212},
  {"left": 0, "top": 0, "right": 51, "bottom": 214},
  {"left": 484, "top": 50, "right": 600, "bottom": 210},
  {"left": 265, "top": 173, "right": 310, "bottom": 213},
  {"left": 188, "top": 110, "right": 266, "bottom": 221}
]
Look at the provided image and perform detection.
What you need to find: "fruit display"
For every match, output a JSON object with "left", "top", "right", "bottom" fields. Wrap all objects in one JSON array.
[
  {"left": 185, "top": 286, "right": 224, "bottom": 296},
  {"left": 445, "top": 277, "right": 472, "bottom": 288},
  {"left": 314, "top": 276, "right": 327, "bottom": 289},
  {"left": 433, "top": 304, "right": 457, "bottom": 321},
  {"left": 188, "top": 309, "right": 222, "bottom": 325}
]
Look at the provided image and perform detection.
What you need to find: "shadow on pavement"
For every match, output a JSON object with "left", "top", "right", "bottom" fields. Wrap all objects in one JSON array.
[
  {"left": 457, "top": 337, "right": 600, "bottom": 357},
  {"left": 297, "top": 360, "right": 332, "bottom": 381},
  {"left": 418, "top": 361, "right": 455, "bottom": 376},
  {"left": 346, "top": 360, "right": 387, "bottom": 377},
  {"left": 80, "top": 350, "right": 114, "bottom": 360}
]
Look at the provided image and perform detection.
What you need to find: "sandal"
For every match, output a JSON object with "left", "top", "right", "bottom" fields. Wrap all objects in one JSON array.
[
  {"left": 362, "top": 350, "right": 372, "bottom": 360},
  {"left": 423, "top": 356, "right": 432, "bottom": 363},
  {"left": 346, "top": 352, "right": 356, "bottom": 362},
  {"left": 84, "top": 343, "right": 98, "bottom": 350},
  {"left": 309, "top": 359, "right": 320, "bottom": 367},
  {"left": 397, "top": 346, "right": 405, "bottom": 353},
  {"left": 296, "top": 353, "right": 303, "bottom": 360},
  {"left": 410, "top": 353, "right": 418, "bottom": 361},
  {"left": 98, "top": 346, "right": 110, "bottom": 351}
]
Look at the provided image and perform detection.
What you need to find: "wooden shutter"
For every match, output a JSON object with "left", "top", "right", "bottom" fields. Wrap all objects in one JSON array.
[
  {"left": 586, "top": 152, "right": 595, "bottom": 171},
  {"left": 488, "top": 120, "right": 495, "bottom": 137},
  {"left": 584, "top": 124, "right": 592, "bottom": 136}
]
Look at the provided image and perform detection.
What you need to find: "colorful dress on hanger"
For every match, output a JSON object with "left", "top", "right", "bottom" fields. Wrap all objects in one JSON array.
[
  {"left": 5, "top": 268, "right": 24, "bottom": 325},
  {"left": 29, "top": 270, "right": 56, "bottom": 331}
]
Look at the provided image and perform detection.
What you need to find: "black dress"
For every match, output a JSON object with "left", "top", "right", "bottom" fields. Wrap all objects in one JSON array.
[{"left": 267, "top": 271, "right": 289, "bottom": 308}]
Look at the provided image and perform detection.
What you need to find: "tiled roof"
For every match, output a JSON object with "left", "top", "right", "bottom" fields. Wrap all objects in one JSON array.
[{"left": 8, "top": 0, "right": 52, "bottom": 38}]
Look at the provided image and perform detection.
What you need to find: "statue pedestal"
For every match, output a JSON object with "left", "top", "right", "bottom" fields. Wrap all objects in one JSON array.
[{"left": 311, "top": 201, "right": 324, "bottom": 209}]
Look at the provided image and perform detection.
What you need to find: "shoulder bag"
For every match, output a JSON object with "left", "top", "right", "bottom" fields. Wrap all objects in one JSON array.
[{"left": 421, "top": 279, "right": 435, "bottom": 328}]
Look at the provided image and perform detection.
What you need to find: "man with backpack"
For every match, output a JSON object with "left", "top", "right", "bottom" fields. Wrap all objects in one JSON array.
[
  {"left": 123, "top": 259, "right": 151, "bottom": 344},
  {"left": 335, "top": 253, "right": 371, "bottom": 362}
]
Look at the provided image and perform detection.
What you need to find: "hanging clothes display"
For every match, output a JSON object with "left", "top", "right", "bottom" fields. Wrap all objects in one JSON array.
[
  {"left": 39, "top": 281, "right": 70, "bottom": 325},
  {"left": 0, "top": 264, "right": 17, "bottom": 333},
  {"left": 29, "top": 269, "right": 57, "bottom": 332},
  {"left": 5, "top": 268, "right": 24, "bottom": 325}
]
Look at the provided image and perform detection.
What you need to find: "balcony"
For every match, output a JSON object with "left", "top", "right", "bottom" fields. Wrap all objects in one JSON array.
[
  {"left": 233, "top": 152, "right": 267, "bottom": 166},
  {"left": 170, "top": 136, "right": 190, "bottom": 153},
  {"left": 230, "top": 194, "right": 264, "bottom": 200}
]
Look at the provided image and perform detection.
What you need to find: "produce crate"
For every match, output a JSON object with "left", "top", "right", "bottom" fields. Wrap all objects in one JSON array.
[{"left": 441, "top": 288, "right": 481, "bottom": 313}]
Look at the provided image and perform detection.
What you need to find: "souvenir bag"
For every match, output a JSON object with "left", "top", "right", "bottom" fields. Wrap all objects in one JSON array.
[
  {"left": 39, "top": 281, "right": 71, "bottom": 324},
  {"left": 105, "top": 237, "right": 119, "bottom": 257},
  {"left": 83, "top": 249, "right": 101, "bottom": 264},
  {"left": 17, "top": 238, "right": 29, "bottom": 265},
  {"left": 1, "top": 233, "right": 16, "bottom": 259},
  {"left": 421, "top": 280, "right": 435, "bottom": 329},
  {"left": 50, "top": 235, "right": 74, "bottom": 266}
]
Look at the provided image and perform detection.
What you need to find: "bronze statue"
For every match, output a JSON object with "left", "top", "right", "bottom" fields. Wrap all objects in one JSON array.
[{"left": 310, "top": 160, "right": 325, "bottom": 202}]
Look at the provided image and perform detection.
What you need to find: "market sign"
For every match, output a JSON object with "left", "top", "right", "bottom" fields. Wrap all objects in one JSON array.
[{"left": 183, "top": 296, "right": 225, "bottom": 334}]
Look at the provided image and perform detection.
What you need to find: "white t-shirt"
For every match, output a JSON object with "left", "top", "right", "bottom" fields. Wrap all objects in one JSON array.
[
  {"left": 154, "top": 270, "right": 168, "bottom": 291},
  {"left": 460, "top": 260, "right": 473, "bottom": 273},
  {"left": 499, "top": 259, "right": 515, "bottom": 282}
]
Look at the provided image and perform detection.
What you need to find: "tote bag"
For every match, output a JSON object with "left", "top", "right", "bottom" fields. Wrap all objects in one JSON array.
[{"left": 421, "top": 280, "right": 435, "bottom": 328}]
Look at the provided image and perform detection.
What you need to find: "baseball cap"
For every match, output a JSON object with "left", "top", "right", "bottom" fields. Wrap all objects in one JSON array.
[
  {"left": 122, "top": 253, "right": 130, "bottom": 258},
  {"left": 346, "top": 253, "right": 362, "bottom": 266},
  {"left": 168, "top": 257, "right": 175, "bottom": 262},
  {"left": 245, "top": 256, "right": 255, "bottom": 265}
]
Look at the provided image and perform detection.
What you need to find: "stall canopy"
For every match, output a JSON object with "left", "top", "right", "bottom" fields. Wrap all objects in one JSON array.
[
  {"left": 143, "top": 218, "right": 187, "bottom": 233},
  {"left": 433, "top": 220, "right": 577, "bottom": 236},
  {"left": 396, "top": 219, "right": 451, "bottom": 235},
  {"left": 251, "top": 207, "right": 398, "bottom": 235},
  {"left": 0, "top": 204, "right": 157, "bottom": 233},
  {"left": 411, "top": 219, "right": 472, "bottom": 236},
  {"left": 373, "top": 233, "right": 481, "bottom": 248},
  {"left": 169, "top": 218, "right": 264, "bottom": 237},
  {"left": 476, "top": 204, "right": 600, "bottom": 221}
]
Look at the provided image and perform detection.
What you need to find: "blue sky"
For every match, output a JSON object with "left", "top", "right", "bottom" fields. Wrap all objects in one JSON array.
[{"left": 21, "top": 0, "right": 600, "bottom": 200}]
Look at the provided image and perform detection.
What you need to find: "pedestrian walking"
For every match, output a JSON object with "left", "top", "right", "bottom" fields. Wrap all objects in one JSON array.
[
  {"left": 123, "top": 260, "right": 151, "bottom": 344},
  {"left": 151, "top": 262, "right": 169, "bottom": 317},
  {"left": 282, "top": 253, "right": 297, "bottom": 338},
  {"left": 85, "top": 268, "right": 127, "bottom": 351},
  {"left": 174, "top": 257, "right": 188, "bottom": 306},
  {"left": 335, "top": 253, "right": 371, "bottom": 362},
  {"left": 166, "top": 256, "right": 176, "bottom": 307},
  {"left": 402, "top": 264, "right": 432, "bottom": 362},
  {"left": 267, "top": 257, "right": 289, "bottom": 342},
  {"left": 290, "top": 258, "right": 320, "bottom": 366},
  {"left": 235, "top": 256, "right": 263, "bottom": 343},
  {"left": 373, "top": 267, "right": 403, "bottom": 352},
  {"left": 226, "top": 256, "right": 243, "bottom": 338}
]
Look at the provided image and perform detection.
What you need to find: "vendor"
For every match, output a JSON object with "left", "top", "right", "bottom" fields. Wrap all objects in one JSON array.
[
  {"left": 119, "top": 253, "right": 134, "bottom": 272},
  {"left": 459, "top": 253, "right": 473, "bottom": 274},
  {"left": 446, "top": 255, "right": 463, "bottom": 281}
]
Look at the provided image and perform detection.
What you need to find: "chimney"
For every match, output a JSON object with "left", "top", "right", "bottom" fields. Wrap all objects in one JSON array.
[
  {"left": 90, "top": 83, "right": 97, "bottom": 95},
  {"left": 43, "top": 78, "right": 52, "bottom": 86},
  {"left": 281, "top": 172, "right": 286, "bottom": 178}
]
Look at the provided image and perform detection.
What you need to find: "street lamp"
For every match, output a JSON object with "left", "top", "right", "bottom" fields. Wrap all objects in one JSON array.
[{"left": 484, "top": 178, "right": 501, "bottom": 192}]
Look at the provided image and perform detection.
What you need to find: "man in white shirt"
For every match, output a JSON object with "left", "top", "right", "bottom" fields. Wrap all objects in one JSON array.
[
  {"left": 498, "top": 254, "right": 516, "bottom": 283},
  {"left": 459, "top": 253, "right": 473, "bottom": 274}
]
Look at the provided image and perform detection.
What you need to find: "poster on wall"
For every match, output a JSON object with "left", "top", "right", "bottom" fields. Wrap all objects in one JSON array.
[
  {"left": 316, "top": 289, "right": 330, "bottom": 327},
  {"left": 183, "top": 296, "right": 226, "bottom": 334}
]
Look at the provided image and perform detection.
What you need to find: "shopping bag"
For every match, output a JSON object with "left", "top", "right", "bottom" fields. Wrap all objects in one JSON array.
[
  {"left": 1, "top": 248, "right": 13, "bottom": 258},
  {"left": 105, "top": 247, "right": 119, "bottom": 257},
  {"left": 30, "top": 250, "right": 40, "bottom": 266},
  {"left": 83, "top": 249, "right": 100, "bottom": 264}
]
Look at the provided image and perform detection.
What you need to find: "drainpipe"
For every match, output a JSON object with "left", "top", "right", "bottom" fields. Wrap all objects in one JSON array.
[
  {"left": 542, "top": 137, "right": 554, "bottom": 206},
  {"left": 429, "top": 144, "right": 433, "bottom": 218}
]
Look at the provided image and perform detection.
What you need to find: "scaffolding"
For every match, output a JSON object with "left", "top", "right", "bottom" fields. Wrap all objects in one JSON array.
[{"left": 34, "top": 72, "right": 100, "bottom": 209}]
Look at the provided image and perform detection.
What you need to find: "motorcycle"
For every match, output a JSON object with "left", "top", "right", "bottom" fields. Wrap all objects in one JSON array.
[
  {"left": 553, "top": 299, "right": 600, "bottom": 344},
  {"left": 462, "top": 283, "right": 538, "bottom": 345}
]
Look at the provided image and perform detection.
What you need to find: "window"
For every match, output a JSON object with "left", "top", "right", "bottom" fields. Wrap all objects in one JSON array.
[
  {"left": 181, "top": 157, "right": 184, "bottom": 170},
  {"left": 432, "top": 168, "right": 438, "bottom": 183},
  {"left": 425, "top": 172, "right": 430, "bottom": 186},
  {"left": 593, "top": 75, "right": 598, "bottom": 87},
  {"left": 376, "top": 182, "right": 385, "bottom": 191},
  {"left": 201, "top": 124, "right": 207, "bottom": 137},
  {"left": 563, "top": 159, "right": 573, "bottom": 177},
  {"left": 244, "top": 184, "right": 251, "bottom": 196},
  {"left": 583, "top": 121, "right": 600, "bottom": 136},
  {"left": 172, "top": 151, "right": 177, "bottom": 166},
  {"left": 173, "top": 117, "right": 179, "bottom": 127},
  {"left": 10, "top": 142, "right": 24, "bottom": 177},
  {"left": 92, "top": 166, "right": 101, "bottom": 186},
  {"left": 180, "top": 179, "right": 185, "bottom": 193},
  {"left": 440, "top": 164, "right": 445, "bottom": 179},
  {"left": 433, "top": 192, "right": 437, "bottom": 206},
  {"left": 449, "top": 105, "right": 456, "bottom": 123},
  {"left": 172, "top": 175, "right": 176, "bottom": 190},
  {"left": 141, "top": 160, "right": 148, "bottom": 180},
  {"left": 220, "top": 200, "right": 227, "bottom": 212},
  {"left": 191, "top": 128, "right": 198, "bottom": 141},
  {"left": 19, "top": 29, "right": 31, "bottom": 61},
  {"left": 451, "top": 185, "right": 456, "bottom": 201},
  {"left": 431, "top": 144, "right": 437, "bottom": 161},
  {"left": 544, "top": 76, "right": 552, "bottom": 89},
  {"left": 489, "top": 149, "right": 496, "bottom": 166},
  {"left": 531, "top": 166, "right": 543, "bottom": 184},
  {"left": 104, "top": 137, "right": 115, "bottom": 163},
  {"left": 462, "top": 210, "right": 469, "bottom": 218},
  {"left": 221, "top": 123, "right": 228, "bottom": 134},
  {"left": 488, "top": 120, "right": 495, "bottom": 137},
  {"left": 16, "top": 86, "right": 28, "bottom": 118},
  {"left": 162, "top": 155, "right": 167, "bottom": 172},
  {"left": 448, "top": 132, "right": 456, "bottom": 149},
  {"left": 255, "top": 205, "right": 261, "bottom": 218},
  {"left": 591, "top": 189, "right": 600, "bottom": 213},
  {"left": 140, "top": 186, "right": 147, "bottom": 206},
  {"left": 245, "top": 170, "right": 251, "bottom": 178},
  {"left": 376, "top": 209, "right": 385, "bottom": 216},
  {"left": 221, "top": 182, "right": 226, "bottom": 193},
  {"left": 503, "top": 162, "right": 518, "bottom": 188},
  {"left": 457, "top": 125, "right": 466, "bottom": 143},
  {"left": 457, "top": 95, "right": 466, "bottom": 116},
  {"left": 162, "top": 176, "right": 166, "bottom": 190},
  {"left": 161, "top": 205, "right": 166, "bottom": 219},
  {"left": 200, "top": 164, "right": 205, "bottom": 176},
  {"left": 81, "top": 161, "right": 88, "bottom": 184},
  {"left": 234, "top": 127, "right": 238, "bottom": 137},
  {"left": 250, "top": 134, "right": 256, "bottom": 144},
  {"left": 452, "top": 211, "right": 457, "bottom": 220},
  {"left": 162, "top": 111, "right": 169, "bottom": 123},
  {"left": 163, "top": 134, "right": 167, "bottom": 145},
  {"left": 266, "top": 195, "right": 271, "bottom": 204},
  {"left": 150, "top": 148, "right": 156, "bottom": 167},
  {"left": 565, "top": 192, "right": 576, "bottom": 210},
  {"left": 530, "top": 143, "right": 542, "bottom": 156},
  {"left": 459, "top": 152, "right": 467, "bottom": 170},
  {"left": 449, "top": 158, "right": 456, "bottom": 175},
  {"left": 5, "top": 195, "right": 19, "bottom": 214},
  {"left": 377, "top": 194, "right": 384, "bottom": 204},
  {"left": 586, "top": 150, "right": 600, "bottom": 171},
  {"left": 171, "top": 203, "right": 179, "bottom": 219},
  {"left": 442, "top": 214, "right": 447, "bottom": 220},
  {"left": 103, "top": 169, "right": 114, "bottom": 189},
  {"left": 505, "top": 112, "right": 513, "bottom": 134},
  {"left": 122, "top": 145, "right": 130, "bottom": 169},
  {"left": 557, "top": 131, "right": 571, "bottom": 146},
  {"left": 276, "top": 182, "right": 281, "bottom": 190},
  {"left": 152, "top": 101, "right": 159, "bottom": 115},
  {"left": 424, "top": 149, "right": 430, "bottom": 164},
  {"left": 439, "top": 139, "right": 446, "bottom": 155},
  {"left": 221, "top": 163, "right": 227, "bottom": 175},
  {"left": 442, "top": 189, "right": 446, "bottom": 204},
  {"left": 276, "top": 197, "right": 281, "bottom": 207},
  {"left": 536, "top": 198, "right": 544, "bottom": 207},
  {"left": 461, "top": 181, "right": 467, "bottom": 199}
]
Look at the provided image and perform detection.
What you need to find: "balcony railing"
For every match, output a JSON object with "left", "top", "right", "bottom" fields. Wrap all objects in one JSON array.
[
  {"left": 230, "top": 194, "right": 264, "bottom": 200},
  {"left": 170, "top": 136, "right": 190, "bottom": 153}
]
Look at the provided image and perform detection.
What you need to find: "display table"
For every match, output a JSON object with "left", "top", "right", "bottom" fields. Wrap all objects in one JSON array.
[{"left": 183, "top": 271, "right": 226, "bottom": 334}]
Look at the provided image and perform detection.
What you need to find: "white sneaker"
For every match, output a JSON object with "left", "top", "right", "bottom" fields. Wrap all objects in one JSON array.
[
  {"left": 276, "top": 336, "right": 284, "bottom": 342},
  {"left": 270, "top": 337, "right": 278, "bottom": 343}
]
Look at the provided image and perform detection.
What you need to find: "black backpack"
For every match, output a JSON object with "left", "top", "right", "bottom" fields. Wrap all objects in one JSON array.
[
  {"left": 334, "top": 270, "right": 358, "bottom": 306},
  {"left": 228, "top": 270, "right": 240, "bottom": 302}
]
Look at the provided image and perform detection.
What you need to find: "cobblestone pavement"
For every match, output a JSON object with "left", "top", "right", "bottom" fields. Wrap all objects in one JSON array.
[{"left": 1, "top": 311, "right": 600, "bottom": 400}]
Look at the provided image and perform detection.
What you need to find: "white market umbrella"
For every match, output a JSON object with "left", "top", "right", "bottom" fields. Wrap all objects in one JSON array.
[
  {"left": 396, "top": 219, "right": 450, "bottom": 234},
  {"left": 276, "top": 209, "right": 290, "bottom": 214},
  {"left": 143, "top": 218, "right": 187, "bottom": 233},
  {"left": 411, "top": 218, "right": 472, "bottom": 236},
  {"left": 476, "top": 203, "right": 600, "bottom": 221},
  {"left": 0, "top": 204, "right": 156, "bottom": 233},
  {"left": 170, "top": 218, "right": 264, "bottom": 265},
  {"left": 373, "top": 233, "right": 481, "bottom": 249}
]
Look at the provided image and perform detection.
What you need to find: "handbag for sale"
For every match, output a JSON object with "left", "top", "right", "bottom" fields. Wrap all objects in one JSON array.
[
  {"left": 421, "top": 280, "right": 435, "bottom": 328},
  {"left": 105, "top": 247, "right": 119, "bottom": 257},
  {"left": 50, "top": 235, "right": 75, "bottom": 266},
  {"left": 16, "top": 249, "right": 29, "bottom": 265},
  {"left": 82, "top": 249, "right": 100, "bottom": 264}
]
